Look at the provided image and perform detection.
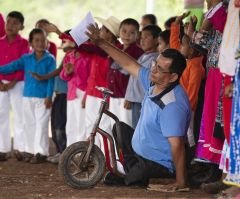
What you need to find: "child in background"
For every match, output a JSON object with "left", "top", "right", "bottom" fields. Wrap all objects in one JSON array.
[
  {"left": 158, "top": 30, "right": 170, "bottom": 53},
  {"left": 60, "top": 43, "right": 92, "bottom": 147},
  {"left": 0, "top": 12, "right": 6, "bottom": 37},
  {"left": 35, "top": 19, "right": 57, "bottom": 59},
  {"left": 0, "top": 28, "right": 56, "bottom": 163},
  {"left": 60, "top": 18, "right": 144, "bottom": 128},
  {"left": 0, "top": 11, "right": 30, "bottom": 161},
  {"left": 165, "top": 16, "right": 185, "bottom": 43},
  {"left": 170, "top": 12, "right": 205, "bottom": 147},
  {"left": 46, "top": 16, "right": 120, "bottom": 150},
  {"left": 125, "top": 25, "right": 161, "bottom": 129},
  {"left": 138, "top": 14, "right": 158, "bottom": 44},
  {"left": 139, "top": 14, "right": 158, "bottom": 31}
]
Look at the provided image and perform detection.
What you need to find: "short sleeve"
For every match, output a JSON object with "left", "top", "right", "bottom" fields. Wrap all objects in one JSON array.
[
  {"left": 138, "top": 66, "right": 151, "bottom": 91},
  {"left": 160, "top": 103, "right": 189, "bottom": 137}
]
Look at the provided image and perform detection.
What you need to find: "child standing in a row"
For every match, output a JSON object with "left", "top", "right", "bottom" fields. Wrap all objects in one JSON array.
[
  {"left": 0, "top": 28, "right": 55, "bottom": 163},
  {"left": 0, "top": 11, "right": 29, "bottom": 161}
]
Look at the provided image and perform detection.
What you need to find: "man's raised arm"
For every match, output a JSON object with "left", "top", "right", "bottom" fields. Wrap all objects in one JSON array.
[{"left": 85, "top": 23, "right": 142, "bottom": 80}]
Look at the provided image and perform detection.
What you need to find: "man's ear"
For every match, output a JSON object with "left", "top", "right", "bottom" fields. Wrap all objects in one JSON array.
[
  {"left": 20, "top": 25, "right": 24, "bottom": 31},
  {"left": 170, "top": 73, "right": 179, "bottom": 82}
]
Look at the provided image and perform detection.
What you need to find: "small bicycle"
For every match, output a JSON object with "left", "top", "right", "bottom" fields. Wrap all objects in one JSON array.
[
  {"left": 58, "top": 87, "right": 222, "bottom": 189},
  {"left": 58, "top": 87, "right": 124, "bottom": 189}
]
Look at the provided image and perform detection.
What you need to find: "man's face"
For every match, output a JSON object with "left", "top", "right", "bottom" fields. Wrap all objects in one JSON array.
[
  {"left": 5, "top": 17, "right": 23, "bottom": 37},
  {"left": 149, "top": 55, "right": 175, "bottom": 85}
]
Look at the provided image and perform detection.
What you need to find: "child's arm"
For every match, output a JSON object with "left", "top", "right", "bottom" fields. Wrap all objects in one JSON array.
[
  {"left": 185, "top": 64, "right": 204, "bottom": 111},
  {"left": 170, "top": 11, "right": 191, "bottom": 51},
  {"left": 5, "top": 79, "right": 19, "bottom": 90},
  {"left": 0, "top": 56, "right": 25, "bottom": 75},
  {"left": 60, "top": 62, "right": 74, "bottom": 81},
  {"left": 203, "top": 2, "right": 227, "bottom": 33},
  {"left": 45, "top": 58, "right": 56, "bottom": 109},
  {"left": 28, "top": 62, "right": 63, "bottom": 81}
]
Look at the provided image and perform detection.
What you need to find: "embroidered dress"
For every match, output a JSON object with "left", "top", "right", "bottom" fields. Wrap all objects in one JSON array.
[
  {"left": 193, "top": 29, "right": 224, "bottom": 164},
  {"left": 224, "top": 58, "right": 240, "bottom": 187}
]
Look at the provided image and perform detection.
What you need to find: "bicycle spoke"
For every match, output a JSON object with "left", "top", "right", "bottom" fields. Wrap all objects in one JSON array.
[
  {"left": 70, "top": 159, "right": 80, "bottom": 170},
  {"left": 85, "top": 168, "right": 89, "bottom": 180},
  {"left": 71, "top": 170, "right": 82, "bottom": 176},
  {"left": 77, "top": 152, "right": 87, "bottom": 166}
]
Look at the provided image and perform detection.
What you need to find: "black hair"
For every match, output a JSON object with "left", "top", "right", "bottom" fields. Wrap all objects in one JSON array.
[
  {"left": 161, "top": 48, "right": 186, "bottom": 80},
  {"left": 103, "top": 25, "right": 118, "bottom": 41},
  {"left": 29, "top": 28, "right": 45, "bottom": 42},
  {"left": 64, "top": 29, "right": 72, "bottom": 36},
  {"left": 7, "top": 11, "right": 24, "bottom": 26},
  {"left": 159, "top": 30, "right": 170, "bottom": 45},
  {"left": 142, "top": 25, "right": 162, "bottom": 39},
  {"left": 164, "top": 16, "right": 184, "bottom": 43},
  {"left": 35, "top": 19, "right": 50, "bottom": 27},
  {"left": 142, "top": 14, "right": 157, "bottom": 25},
  {"left": 120, "top": 18, "right": 139, "bottom": 33}
]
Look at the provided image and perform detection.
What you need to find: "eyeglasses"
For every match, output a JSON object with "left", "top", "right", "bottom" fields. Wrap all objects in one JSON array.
[{"left": 151, "top": 60, "right": 172, "bottom": 74}]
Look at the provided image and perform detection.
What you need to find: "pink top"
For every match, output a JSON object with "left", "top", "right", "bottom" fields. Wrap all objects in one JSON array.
[
  {"left": 205, "top": 2, "right": 227, "bottom": 33},
  {"left": 60, "top": 50, "right": 92, "bottom": 101},
  {"left": 0, "top": 13, "right": 6, "bottom": 38},
  {"left": 0, "top": 34, "right": 30, "bottom": 81}
]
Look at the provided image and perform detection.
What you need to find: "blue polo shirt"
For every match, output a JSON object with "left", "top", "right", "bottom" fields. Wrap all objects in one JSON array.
[
  {"left": 0, "top": 50, "right": 56, "bottom": 98},
  {"left": 132, "top": 66, "right": 191, "bottom": 173}
]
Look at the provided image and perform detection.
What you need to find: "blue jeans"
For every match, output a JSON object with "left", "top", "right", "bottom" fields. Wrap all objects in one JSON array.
[{"left": 131, "top": 102, "right": 142, "bottom": 129}]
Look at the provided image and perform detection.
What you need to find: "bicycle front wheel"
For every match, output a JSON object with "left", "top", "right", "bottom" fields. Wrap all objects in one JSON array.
[{"left": 58, "top": 141, "right": 106, "bottom": 189}]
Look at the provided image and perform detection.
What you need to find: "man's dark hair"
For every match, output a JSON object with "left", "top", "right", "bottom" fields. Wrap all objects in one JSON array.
[
  {"left": 7, "top": 11, "right": 24, "bottom": 26},
  {"left": 159, "top": 30, "right": 170, "bottom": 45},
  {"left": 142, "top": 25, "right": 162, "bottom": 39},
  {"left": 142, "top": 14, "right": 157, "bottom": 25},
  {"left": 35, "top": 18, "right": 50, "bottom": 27},
  {"left": 29, "top": 28, "right": 45, "bottom": 42},
  {"left": 64, "top": 29, "right": 72, "bottom": 36},
  {"left": 103, "top": 25, "right": 118, "bottom": 41},
  {"left": 161, "top": 48, "right": 186, "bottom": 80},
  {"left": 164, "top": 16, "right": 184, "bottom": 43},
  {"left": 120, "top": 18, "right": 139, "bottom": 33}
]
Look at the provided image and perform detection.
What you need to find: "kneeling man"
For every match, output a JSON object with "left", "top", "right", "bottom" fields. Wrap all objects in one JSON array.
[{"left": 85, "top": 23, "right": 191, "bottom": 191}]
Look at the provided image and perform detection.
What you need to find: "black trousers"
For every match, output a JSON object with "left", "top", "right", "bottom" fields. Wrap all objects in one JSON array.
[
  {"left": 112, "top": 122, "right": 169, "bottom": 185},
  {"left": 51, "top": 93, "right": 67, "bottom": 154}
]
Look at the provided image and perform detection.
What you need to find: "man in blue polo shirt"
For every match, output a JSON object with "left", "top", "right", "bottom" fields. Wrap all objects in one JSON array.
[{"left": 85, "top": 23, "right": 191, "bottom": 192}]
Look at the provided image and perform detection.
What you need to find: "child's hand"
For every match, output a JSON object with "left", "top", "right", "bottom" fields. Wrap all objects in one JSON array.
[
  {"left": 211, "top": 0, "right": 223, "bottom": 8},
  {"left": 186, "top": 16, "right": 196, "bottom": 40},
  {"left": 124, "top": 100, "right": 132, "bottom": 110},
  {"left": 65, "top": 62, "right": 74, "bottom": 75},
  {"left": 28, "top": 71, "right": 43, "bottom": 81},
  {"left": 85, "top": 23, "right": 103, "bottom": 46},
  {"left": 183, "top": 22, "right": 190, "bottom": 35},
  {"left": 82, "top": 99, "right": 86, "bottom": 109},
  {"left": 192, "top": 15, "right": 198, "bottom": 26},
  {"left": 44, "top": 97, "right": 52, "bottom": 109},
  {"left": 225, "top": 83, "right": 234, "bottom": 98},
  {"left": 175, "top": 11, "right": 191, "bottom": 25},
  {"left": 0, "top": 81, "right": 8, "bottom": 92},
  {"left": 4, "top": 79, "right": 18, "bottom": 90},
  {"left": 58, "top": 39, "right": 76, "bottom": 50},
  {"left": 44, "top": 23, "right": 62, "bottom": 36}
]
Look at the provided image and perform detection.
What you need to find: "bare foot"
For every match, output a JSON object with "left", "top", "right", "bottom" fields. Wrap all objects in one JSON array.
[{"left": 222, "top": 186, "right": 240, "bottom": 196}]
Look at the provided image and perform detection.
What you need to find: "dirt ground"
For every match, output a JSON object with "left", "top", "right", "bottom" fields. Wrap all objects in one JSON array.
[{"left": 0, "top": 139, "right": 215, "bottom": 199}]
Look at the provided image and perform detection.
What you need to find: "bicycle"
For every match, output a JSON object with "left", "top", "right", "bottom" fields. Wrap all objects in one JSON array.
[
  {"left": 58, "top": 87, "right": 124, "bottom": 189},
  {"left": 58, "top": 87, "right": 222, "bottom": 189}
]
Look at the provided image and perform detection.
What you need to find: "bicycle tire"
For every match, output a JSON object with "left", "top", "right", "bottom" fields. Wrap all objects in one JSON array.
[{"left": 58, "top": 141, "right": 106, "bottom": 189}]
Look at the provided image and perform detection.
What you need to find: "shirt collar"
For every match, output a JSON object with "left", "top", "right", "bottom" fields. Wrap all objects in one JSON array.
[
  {"left": 148, "top": 80, "right": 179, "bottom": 100},
  {"left": 0, "top": 34, "right": 22, "bottom": 43},
  {"left": 145, "top": 51, "right": 158, "bottom": 54}
]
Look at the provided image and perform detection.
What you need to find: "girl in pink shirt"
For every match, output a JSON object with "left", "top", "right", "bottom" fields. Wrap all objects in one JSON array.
[{"left": 60, "top": 50, "right": 92, "bottom": 146}]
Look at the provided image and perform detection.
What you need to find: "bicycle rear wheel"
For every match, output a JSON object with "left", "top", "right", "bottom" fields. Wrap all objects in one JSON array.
[{"left": 58, "top": 141, "right": 106, "bottom": 189}]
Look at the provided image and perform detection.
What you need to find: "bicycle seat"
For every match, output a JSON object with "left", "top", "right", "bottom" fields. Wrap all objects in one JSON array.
[{"left": 95, "top": 87, "right": 113, "bottom": 95}]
